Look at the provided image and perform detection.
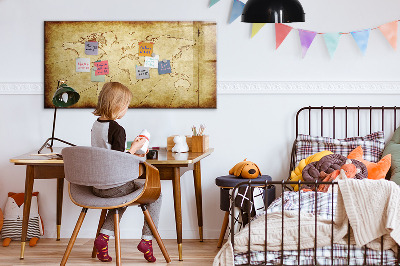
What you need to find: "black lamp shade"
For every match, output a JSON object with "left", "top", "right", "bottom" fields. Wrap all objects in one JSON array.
[
  {"left": 241, "top": 0, "right": 305, "bottom": 23},
  {"left": 52, "top": 83, "right": 80, "bottom": 108}
]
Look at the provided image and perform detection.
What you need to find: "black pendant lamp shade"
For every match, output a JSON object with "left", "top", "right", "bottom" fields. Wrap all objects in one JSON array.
[{"left": 241, "top": 0, "right": 305, "bottom": 23}]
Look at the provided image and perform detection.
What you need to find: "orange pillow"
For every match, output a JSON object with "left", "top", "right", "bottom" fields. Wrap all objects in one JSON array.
[{"left": 347, "top": 146, "right": 391, "bottom": 180}]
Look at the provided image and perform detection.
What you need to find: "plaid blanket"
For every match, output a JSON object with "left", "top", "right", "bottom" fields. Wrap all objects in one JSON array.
[
  {"left": 234, "top": 244, "right": 397, "bottom": 265},
  {"left": 234, "top": 191, "right": 397, "bottom": 265}
]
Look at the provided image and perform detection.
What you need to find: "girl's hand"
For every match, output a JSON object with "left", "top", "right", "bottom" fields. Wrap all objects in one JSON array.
[
  {"left": 128, "top": 137, "right": 147, "bottom": 155},
  {"left": 134, "top": 148, "right": 149, "bottom": 157}
]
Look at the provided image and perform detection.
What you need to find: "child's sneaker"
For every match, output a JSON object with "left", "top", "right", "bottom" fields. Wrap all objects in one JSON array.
[
  {"left": 137, "top": 239, "right": 156, "bottom": 262},
  {"left": 94, "top": 233, "right": 112, "bottom": 262}
]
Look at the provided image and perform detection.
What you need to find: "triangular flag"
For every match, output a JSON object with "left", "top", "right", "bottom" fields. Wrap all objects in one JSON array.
[
  {"left": 378, "top": 21, "right": 397, "bottom": 50},
  {"left": 209, "top": 0, "right": 220, "bottom": 7},
  {"left": 298, "top": 29, "right": 317, "bottom": 58},
  {"left": 323, "top": 33, "right": 341, "bottom": 58},
  {"left": 351, "top": 29, "right": 370, "bottom": 55},
  {"left": 251, "top": 23, "right": 266, "bottom": 38},
  {"left": 275, "top": 23, "right": 293, "bottom": 49},
  {"left": 229, "top": 0, "right": 245, "bottom": 24}
]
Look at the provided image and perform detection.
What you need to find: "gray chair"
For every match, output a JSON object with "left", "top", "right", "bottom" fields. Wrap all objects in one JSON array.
[{"left": 60, "top": 146, "right": 171, "bottom": 265}]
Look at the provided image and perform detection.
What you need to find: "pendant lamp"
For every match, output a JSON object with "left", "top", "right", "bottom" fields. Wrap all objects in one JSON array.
[
  {"left": 38, "top": 80, "right": 80, "bottom": 154},
  {"left": 241, "top": 0, "right": 305, "bottom": 23}
]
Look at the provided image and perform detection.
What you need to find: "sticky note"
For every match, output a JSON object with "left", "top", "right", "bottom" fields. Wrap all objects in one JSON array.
[
  {"left": 136, "top": 65, "right": 150, "bottom": 79},
  {"left": 144, "top": 54, "right": 159, "bottom": 68},
  {"left": 94, "top": 60, "right": 109, "bottom": 76},
  {"left": 85, "top": 41, "right": 98, "bottom": 55},
  {"left": 91, "top": 68, "right": 105, "bottom": 82},
  {"left": 76, "top": 58, "right": 90, "bottom": 72},
  {"left": 139, "top": 42, "right": 154, "bottom": 57},
  {"left": 158, "top": 60, "right": 172, "bottom": 75}
]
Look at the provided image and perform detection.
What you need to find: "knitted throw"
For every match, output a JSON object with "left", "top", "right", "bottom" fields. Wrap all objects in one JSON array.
[{"left": 335, "top": 178, "right": 400, "bottom": 251}]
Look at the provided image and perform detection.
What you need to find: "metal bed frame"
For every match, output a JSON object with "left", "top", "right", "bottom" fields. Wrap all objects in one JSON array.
[{"left": 230, "top": 106, "right": 400, "bottom": 266}]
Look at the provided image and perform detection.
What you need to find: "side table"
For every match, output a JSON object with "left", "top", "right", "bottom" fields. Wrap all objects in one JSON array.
[{"left": 215, "top": 175, "right": 275, "bottom": 248}]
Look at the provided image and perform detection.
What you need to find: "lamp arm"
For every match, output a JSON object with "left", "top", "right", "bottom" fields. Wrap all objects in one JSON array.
[
  {"left": 50, "top": 107, "right": 57, "bottom": 148},
  {"left": 37, "top": 107, "right": 76, "bottom": 154}
]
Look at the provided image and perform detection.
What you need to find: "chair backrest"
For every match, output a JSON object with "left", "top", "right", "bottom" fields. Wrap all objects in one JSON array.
[{"left": 62, "top": 146, "right": 145, "bottom": 188}]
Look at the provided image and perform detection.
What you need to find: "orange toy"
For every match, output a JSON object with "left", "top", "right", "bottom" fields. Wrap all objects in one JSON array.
[
  {"left": 2, "top": 192, "right": 43, "bottom": 247},
  {"left": 229, "top": 159, "right": 261, "bottom": 179},
  {"left": 348, "top": 146, "right": 391, "bottom": 180}
]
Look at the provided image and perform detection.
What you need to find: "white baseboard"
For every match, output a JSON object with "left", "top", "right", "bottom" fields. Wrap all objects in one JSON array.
[{"left": 1, "top": 81, "right": 400, "bottom": 95}]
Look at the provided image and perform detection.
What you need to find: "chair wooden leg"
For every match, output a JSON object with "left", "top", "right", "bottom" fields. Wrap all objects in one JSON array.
[
  {"left": 92, "top": 209, "right": 108, "bottom": 258},
  {"left": 141, "top": 205, "right": 171, "bottom": 263},
  {"left": 217, "top": 211, "right": 230, "bottom": 248},
  {"left": 114, "top": 210, "right": 121, "bottom": 266},
  {"left": 60, "top": 208, "right": 88, "bottom": 266}
]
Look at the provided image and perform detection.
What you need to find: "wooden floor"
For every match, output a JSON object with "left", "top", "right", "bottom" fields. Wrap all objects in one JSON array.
[{"left": 0, "top": 239, "right": 222, "bottom": 265}]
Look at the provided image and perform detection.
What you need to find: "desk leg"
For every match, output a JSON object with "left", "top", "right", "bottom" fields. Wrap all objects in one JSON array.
[
  {"left": 172, "top": 167, "right": 183, "bottom": 261},
  {"left": 56, "top": 178, "right": 64, "bottom": 241},
  {"left": 193, "top": 161, "right": 203, "bottom": 242},
  {"left": 20, "top": 165, "right": 34, "bottom": 259}
]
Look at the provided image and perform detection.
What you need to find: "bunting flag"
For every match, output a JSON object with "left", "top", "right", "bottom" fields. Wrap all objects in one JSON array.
[
  {"left": 251, "top": 23, "right": 266, "bottom": 38},
  {"left": 229, "top": 0, "right": 245, "bottom": 24},
  {"left": 209, "top": 0, "right": 220, "bottom": 7},
  {"left": 275, "top": 23, "right": 293, "bottom": 49},
  {"left": 351, "top": 29, "right": 370, "bottom": 55},
  {"left": 323, "top": 33, "right": 341, "bottom": 58},
  {"left": 378, "top": 21, "right": 398, "bottom": 50},
  {"left": 298, "top": 29, "right": 317, "bottom": 58}
]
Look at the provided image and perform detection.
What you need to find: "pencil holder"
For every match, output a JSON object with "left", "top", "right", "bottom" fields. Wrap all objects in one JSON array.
[{"left": 191, "top": 135, "right": 209, "bottom": 153}]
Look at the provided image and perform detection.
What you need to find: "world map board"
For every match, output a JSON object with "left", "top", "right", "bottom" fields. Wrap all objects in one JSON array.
[{"left": 44, "top": 21, "right": 216, "bottom": 108}]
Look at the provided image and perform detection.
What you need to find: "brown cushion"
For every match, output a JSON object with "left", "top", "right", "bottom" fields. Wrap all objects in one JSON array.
[{"left": 302, "top": 154, "right": 368, "bottom": 189}]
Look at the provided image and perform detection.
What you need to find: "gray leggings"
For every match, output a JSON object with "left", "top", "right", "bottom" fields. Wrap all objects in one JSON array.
[{"left": 92, "top": 180, "right": 162, "bottom": 240}]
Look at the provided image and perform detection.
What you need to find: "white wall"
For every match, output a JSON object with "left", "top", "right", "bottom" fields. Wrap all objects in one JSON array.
[{"left": 1, "top": 0, "right": 400, "bottom": 240}]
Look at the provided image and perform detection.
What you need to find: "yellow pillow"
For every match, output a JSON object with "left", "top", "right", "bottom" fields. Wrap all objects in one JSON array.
[{"left": 290, "top": 150, "right": 333, "bottom": 191}]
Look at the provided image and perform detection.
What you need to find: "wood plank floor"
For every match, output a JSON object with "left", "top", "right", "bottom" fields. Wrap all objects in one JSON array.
[{"left": 0, "top": 239, "right": 222, "bottom": 265}]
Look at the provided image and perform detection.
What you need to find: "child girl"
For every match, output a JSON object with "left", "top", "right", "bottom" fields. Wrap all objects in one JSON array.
[{"left": 91, "top": 82, "right": 162, "bottom": 263}]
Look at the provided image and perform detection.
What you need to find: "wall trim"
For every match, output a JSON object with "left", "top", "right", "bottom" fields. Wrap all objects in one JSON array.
[
  {"left": 0, "top": 83, "right": 43, "bottom": 94},
  {"left": 218, "top": 81, "right": 400, "bottom": 94},
  {"left": 1, "top": 81, "right": 400, "bottom": 95}
]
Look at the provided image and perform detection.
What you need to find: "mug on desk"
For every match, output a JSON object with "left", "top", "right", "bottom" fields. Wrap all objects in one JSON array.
[
  {"left": 146, "top": 150, "right": 158, "bottom": 160},
  {"left": 126, "top": 141, "right": 158, "bottom": 159}
]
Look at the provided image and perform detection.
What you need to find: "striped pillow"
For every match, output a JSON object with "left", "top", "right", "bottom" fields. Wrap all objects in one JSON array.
[{"left": 294, "top": 131, "right": 385, "bottom": 167}]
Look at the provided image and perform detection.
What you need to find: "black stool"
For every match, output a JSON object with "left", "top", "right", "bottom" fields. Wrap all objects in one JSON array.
[{"left": 215, "top": 175, "right": 275, "bottom": 248}]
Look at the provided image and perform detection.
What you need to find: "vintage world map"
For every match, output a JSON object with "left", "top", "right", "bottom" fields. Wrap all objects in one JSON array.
[{"left": 44, "top": 21, "right": 216, "bottom": 108}]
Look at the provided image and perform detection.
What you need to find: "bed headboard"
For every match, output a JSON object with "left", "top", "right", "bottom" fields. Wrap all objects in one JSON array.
[{"left": 290, "top": 106, "right": 400, "bottom": 179}]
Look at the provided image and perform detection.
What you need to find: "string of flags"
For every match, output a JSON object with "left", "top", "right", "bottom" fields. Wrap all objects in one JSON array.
[{"left": 209, "top": 0, "right": 399, "bottom": 58}]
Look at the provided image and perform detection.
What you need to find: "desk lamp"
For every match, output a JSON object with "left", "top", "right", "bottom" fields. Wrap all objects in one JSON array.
[
  {"left": 241, "top": 0, "right": 305, "bottom": 23},
  {"left": 38, "top": 80, "right": 80, "bottom": 154}
]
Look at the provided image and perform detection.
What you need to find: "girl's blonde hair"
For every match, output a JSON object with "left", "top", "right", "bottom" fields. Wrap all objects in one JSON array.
[{"left": 93, "top": 82, "right": 133, "bottom": 120}]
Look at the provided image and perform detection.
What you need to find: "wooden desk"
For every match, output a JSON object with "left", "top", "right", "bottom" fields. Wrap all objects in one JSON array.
[{"left": 10, "top": 147, "right": 213, "bottom": 261}]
